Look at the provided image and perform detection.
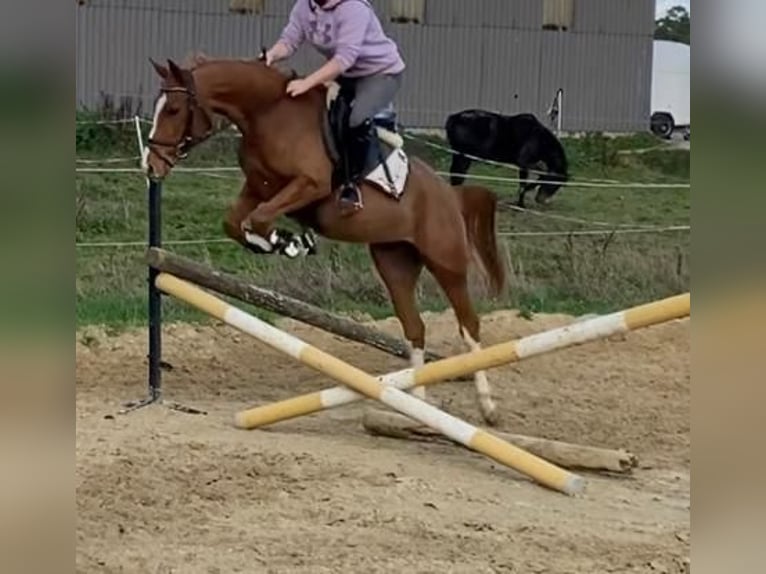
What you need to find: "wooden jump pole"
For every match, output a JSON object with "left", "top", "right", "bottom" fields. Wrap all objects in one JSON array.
[
  {"left": 155, "top": 272, "right": 585, "bottom": 495},
  {"left": 235, "top": 293, "right": 690, "bottom": 429},
  {"left": 146, "top": 247, "right": 446, "bottom": 364}
]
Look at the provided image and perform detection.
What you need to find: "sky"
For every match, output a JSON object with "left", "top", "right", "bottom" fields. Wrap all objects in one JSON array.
[{"left": 656, "top": 0, "right": 690, "bottom": 17}]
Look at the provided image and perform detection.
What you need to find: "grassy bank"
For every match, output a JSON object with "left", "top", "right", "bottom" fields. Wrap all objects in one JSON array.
[{"left": 76, "top": 118, "right": 690, "bottom": 328}]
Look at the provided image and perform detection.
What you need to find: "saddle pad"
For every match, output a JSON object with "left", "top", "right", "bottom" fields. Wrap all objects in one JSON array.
[{"left": 364, "top": 142, "right": 409, "bottom": 200}]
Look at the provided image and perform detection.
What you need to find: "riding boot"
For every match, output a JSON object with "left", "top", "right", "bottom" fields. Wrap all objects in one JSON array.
[{"left": 338, "top": 120, "right": 372, "bottom": 215}]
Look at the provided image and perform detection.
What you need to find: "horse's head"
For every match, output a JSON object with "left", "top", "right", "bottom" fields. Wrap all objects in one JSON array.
[{"left": 143, "top": 58, "right": 214, "bottom": 180}]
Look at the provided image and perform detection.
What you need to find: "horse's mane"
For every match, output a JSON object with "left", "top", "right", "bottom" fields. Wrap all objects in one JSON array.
[{"left": 183, "top": 51, "right": 299, "bottom": 82}]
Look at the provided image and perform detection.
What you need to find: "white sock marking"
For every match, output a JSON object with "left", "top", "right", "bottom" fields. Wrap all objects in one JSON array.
[
  {"left": 461, "top": 328, "right": 495, "bottom": 415},
  {"left": 409, "top": 347, "right": 426, "bottom": 399},
  {"left": 244, "top": 232, "right": 274, "bottom": 252}
]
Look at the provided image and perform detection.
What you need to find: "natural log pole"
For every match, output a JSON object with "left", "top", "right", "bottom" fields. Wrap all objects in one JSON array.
[
  {"left": 362, "top": 410, "right": 638, "bottom": 474},
  {"left": 147, "top": 248, "right": 445, "bottom": 363}
]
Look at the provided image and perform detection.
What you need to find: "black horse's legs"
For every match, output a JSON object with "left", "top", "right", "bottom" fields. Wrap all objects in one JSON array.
[
  {"left": 449, "top": 153, "right": 472, "bottom": 186},
  {"left": 516, "top": 167, "right": 538, "bottom": 208},
  {"left": 515, "top": 142, "right": 541, "bottom": 208}
]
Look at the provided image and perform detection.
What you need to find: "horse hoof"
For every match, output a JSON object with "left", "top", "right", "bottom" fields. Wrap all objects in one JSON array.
[
  {"left": 300, "top": 230, "right": 318, "bottom": 255},
  {"left": 480, "top": 401, "right": 500, "bottom": 427},
  {"left": 483, "top": 412, "right": 500, "bottom": 427}
]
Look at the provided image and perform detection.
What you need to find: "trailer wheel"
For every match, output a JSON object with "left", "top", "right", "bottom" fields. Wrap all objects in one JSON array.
[{"left": 651, "top": 113, "right": 675, "bottom": 139}]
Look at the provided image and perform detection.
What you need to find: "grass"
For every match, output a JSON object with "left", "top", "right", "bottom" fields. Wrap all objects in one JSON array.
[{"left": 75, "top": 117, "right": 690, "bottom": 329}]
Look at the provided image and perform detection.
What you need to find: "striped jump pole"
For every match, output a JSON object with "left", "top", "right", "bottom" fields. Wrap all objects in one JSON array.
[
  {"left": 155, "top": 273, "right": 585, "bottom": 495},
  {"left": 236, "top": 293, "right": 690, "bottom": 429}
]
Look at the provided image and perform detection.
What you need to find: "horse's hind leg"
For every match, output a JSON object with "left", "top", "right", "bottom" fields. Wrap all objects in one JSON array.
[
  {"left": 449, "top": 153, "right": 473, "bottom": 186},
  {"left": 369, "top": 243, "right": 428, "bottom": 400},
  {"left": 426, "top": 262, "right": 498, "bottom": 426}
]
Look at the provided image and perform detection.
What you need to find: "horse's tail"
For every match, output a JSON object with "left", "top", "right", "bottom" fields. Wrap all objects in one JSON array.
[{"left": 455, "top": 185, "right": 506, "bottom": 296}]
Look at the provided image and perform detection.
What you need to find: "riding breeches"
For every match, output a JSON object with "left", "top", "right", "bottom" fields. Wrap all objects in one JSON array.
[{"left": 338, "top": 72, "right": 403, "bottom": 128}]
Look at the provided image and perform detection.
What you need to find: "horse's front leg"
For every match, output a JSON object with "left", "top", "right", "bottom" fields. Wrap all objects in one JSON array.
[
  {"left": 516, "top": 168, "right": 538, "bottom": 209},
  {"left": 223, "top": 182, "right": 262, "bottom": 247},
  {"left": 223, "top": 182, "right": 311, "bottom": 257},
  {"left": 240, "top": 175, "right": 328, "bottom": 258}
]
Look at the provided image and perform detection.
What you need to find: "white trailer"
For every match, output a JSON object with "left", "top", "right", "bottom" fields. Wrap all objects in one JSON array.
[{"left": 651, "top": 40, "right": 690, "bottom": 139}]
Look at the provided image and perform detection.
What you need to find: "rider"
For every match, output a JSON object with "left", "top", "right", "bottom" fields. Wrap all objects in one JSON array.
[{"left": 265, "top": 0, "right": 405, "bottom": 214}]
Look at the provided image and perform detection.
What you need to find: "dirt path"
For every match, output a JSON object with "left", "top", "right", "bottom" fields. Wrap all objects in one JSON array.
[{"left": 76, "top": 309, "right": 690, "bottom": 573}]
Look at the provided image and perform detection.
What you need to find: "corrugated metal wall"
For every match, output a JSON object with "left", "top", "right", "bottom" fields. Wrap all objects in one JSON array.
[{"left": 76, "top": 0, "right": 655, "bottom": 132}]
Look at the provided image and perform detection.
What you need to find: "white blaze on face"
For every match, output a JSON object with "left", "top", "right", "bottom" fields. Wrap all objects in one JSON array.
[{"left": 142, "top": 93, "right": 167, "bottom": 171}]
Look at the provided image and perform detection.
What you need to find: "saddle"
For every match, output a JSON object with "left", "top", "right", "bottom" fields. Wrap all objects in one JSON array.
[{"left": 321, "top": 82, "right": 410, "bottom": 200}]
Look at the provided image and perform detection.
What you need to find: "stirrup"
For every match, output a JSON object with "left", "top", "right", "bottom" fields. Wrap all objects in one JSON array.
[{"left": 338, "top": 182, "right": 363, "bottom": 214}]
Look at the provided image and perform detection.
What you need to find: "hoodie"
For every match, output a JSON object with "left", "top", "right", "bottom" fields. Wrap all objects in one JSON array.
[{"left": 278, "top": 0, "right": 406, "bottom": 77}]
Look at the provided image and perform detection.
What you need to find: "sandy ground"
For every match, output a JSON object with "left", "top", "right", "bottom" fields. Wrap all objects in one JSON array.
[{"left": 76, "top": 308, "right": 690, "bottom": 574}]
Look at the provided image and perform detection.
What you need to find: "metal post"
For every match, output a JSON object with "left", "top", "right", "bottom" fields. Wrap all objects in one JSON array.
[
  {"left": 118, "top": 113, "right": 204, "bottom": 415},
  {"left": 147, "top": 180, "right": 163, "bottom": 401},
  {"left": 120, "top": 180, "right": 163, "bottom": 412},
  {"left": 149, "top": 179, "right": 205, "bottom": 414},
  {"left": 120, "top": 179, "right": 206, "bottom": 416}
]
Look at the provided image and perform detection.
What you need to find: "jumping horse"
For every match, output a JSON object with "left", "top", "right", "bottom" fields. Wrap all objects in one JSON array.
[{"left": 143, "top": 56, "right": 506, "bottom": 425}]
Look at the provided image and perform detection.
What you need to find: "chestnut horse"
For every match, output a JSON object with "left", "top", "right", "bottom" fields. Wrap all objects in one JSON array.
[{"left": 143, "top": 57, "right": 505, "bottom": 425}]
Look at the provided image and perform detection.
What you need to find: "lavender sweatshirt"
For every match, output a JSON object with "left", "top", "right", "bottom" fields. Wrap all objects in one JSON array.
[{"left": 278, "top": 0, "right": 405, "bottom": 78}]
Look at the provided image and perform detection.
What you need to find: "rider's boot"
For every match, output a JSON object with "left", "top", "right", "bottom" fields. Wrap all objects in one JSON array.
[{"left": 338, "top": 119, "right": 373, "bottom": 216}]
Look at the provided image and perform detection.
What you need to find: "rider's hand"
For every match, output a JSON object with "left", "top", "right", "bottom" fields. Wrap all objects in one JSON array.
[
  {"left": 286, "top": 79, "right": 312, "bottom": 98},
  {"left": 264, "top": 42, "right": 290, "bottom": 67}
]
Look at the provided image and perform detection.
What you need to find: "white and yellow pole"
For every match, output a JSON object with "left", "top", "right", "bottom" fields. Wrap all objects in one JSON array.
[
  {"left": 236, "top": 293, "right": 690, "bottom": 429},
  {"left": 156, "top": 273, "right": 585, "bottom": 495}
]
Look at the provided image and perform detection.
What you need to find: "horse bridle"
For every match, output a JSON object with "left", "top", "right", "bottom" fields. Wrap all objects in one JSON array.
[{"left": 147, "top": 85, "right": 213, "bottom": 168}]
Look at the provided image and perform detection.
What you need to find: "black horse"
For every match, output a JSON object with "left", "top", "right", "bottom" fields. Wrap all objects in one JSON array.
[{"left": 446, "top": 109, "right": 569, "bottom": 208}]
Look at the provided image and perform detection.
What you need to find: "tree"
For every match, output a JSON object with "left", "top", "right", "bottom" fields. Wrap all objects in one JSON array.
[{"left": 655, "top": 6, "right": 690, "bottom": 45}]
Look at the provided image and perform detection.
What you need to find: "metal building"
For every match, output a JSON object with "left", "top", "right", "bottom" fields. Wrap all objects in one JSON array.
[{"left": 76, "top": 0, "right": 656, "bottom": 132}]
